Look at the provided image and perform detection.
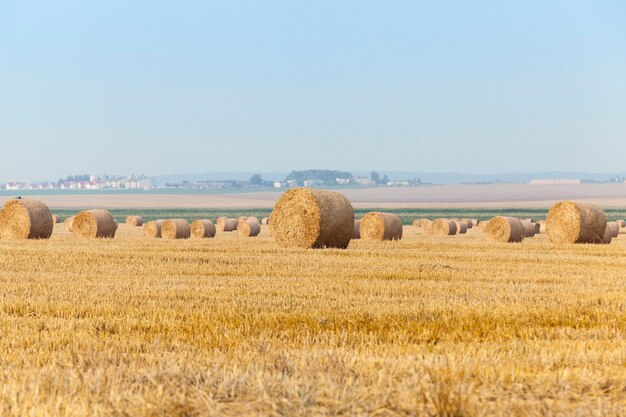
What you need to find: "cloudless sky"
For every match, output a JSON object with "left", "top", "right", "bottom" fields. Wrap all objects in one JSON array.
[{"left": 1, "top": 0, "right": 625, "bottom": 182}]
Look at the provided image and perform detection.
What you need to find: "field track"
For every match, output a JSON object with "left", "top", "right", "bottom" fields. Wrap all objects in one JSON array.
[{"left": 1, "top": 224, "right": 625, "bottom": 415}]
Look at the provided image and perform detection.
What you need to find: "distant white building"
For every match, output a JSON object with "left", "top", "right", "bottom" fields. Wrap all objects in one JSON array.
[
  {"left": 336, "top": 178, "right": 351, "bottom": 185},
  {"left": 354, "top": 177, "right": 374, "bottom": 186},
  {"left": 273, "top": 181, "right": 283, "bottom": 188},
  {"left": 529, "top": 179, "right": 581, "bottom": 185}
]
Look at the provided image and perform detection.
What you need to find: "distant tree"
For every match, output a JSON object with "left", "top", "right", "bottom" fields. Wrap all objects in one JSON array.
[
  {"left": 370, "top": 171, "right": 380, "bottom": 184},
  {"left": 249, "top": 174, "right": 263, "bottom": 186},
  {"left": 381, "top": 174, "right": 390, "bottom": 184}
]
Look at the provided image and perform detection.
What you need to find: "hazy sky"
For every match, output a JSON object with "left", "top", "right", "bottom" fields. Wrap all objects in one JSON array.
[{"left": 1, "top": 1, "right": 625, "bottom": 182}]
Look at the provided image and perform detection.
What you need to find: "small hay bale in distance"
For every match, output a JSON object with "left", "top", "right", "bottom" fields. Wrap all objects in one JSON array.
[
  {"left": 126, "top": 215, "right": 144, "bottom": 227},
  {"left": 412, "top": 218, "right": 430, "bottom": 228},
  {"left": 217, "top": 217, "right": 238, "bottom": 232},
  {"left": 607, "top": 222, "right": 619, "bottom": 238},
  {"left": 533, "top": 222, "right": 541, "bottom": 234},
  {"left": 143, "top": 219, "right": 165, "bottom": 238},
  {"left": 237, "top": 218, "right": 261, "bottom": 237},
  {"left": 269, "top": 188, "right": 354, "bottom": 249},
  {"left": 162, "top": 219, "right": 191, "bottom": 240},
  {"left": 52, "top": 214, "right": 62, "bottom": 224},
  {"left": 0, "top": 199, "right": 54, "bottom": 240},
  {"left": 65, "top": 216, "right": 76, "bottom": 232},
  {"left": 72, "top": 210, "right": 118, "bottom": 238},
  {"left": 616, "top": 219, "right": 626, "bottom": 228},
  {"left": 353, "top": 220, "right": 361, "bottom": 239},
  {"left": 191, "top": 219, "right": 216, "bottom": 238},
  {"left": 360, "top": 212, "right": 403, "bottom": 241},
  {"left": 455, "top": 220, "right": 468, "bottom": 234},
  {"left": 430, "top": 219, "right": 457, "bottom": 236},
  {"left": 465, "top": 219, "right": 473, "bottom": 229},
  {"left": 521, "top": 219, "right": 536, "bottom": 238},
  {"left": 485, "top": 216, "right": 525, "bottom": 243},
  {"left": 546, "top": 201, "right": 607, "bottom": 244},
  {"left": 261, "top": 217, "right": 269, "bottom": 225},
  {"left": 477, "top": 221, "right": 490, "bottom": 232}
]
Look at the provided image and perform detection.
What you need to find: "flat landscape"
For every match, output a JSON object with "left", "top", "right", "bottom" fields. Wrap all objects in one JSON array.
[
  {"left": 1, "top": 223, "right": 626, "bottom": 416},
  {"left": 4, "top": 183, "right": 626, "bottom": 209}
]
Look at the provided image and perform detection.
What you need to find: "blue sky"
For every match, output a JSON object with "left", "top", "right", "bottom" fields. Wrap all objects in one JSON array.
[{"left": 1, "top": 1, "right": 625, "bottom": 181}]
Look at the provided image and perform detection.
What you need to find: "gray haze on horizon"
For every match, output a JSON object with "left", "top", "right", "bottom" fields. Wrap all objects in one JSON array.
[{"left": 1, "top": 1, "right": 625, "bottom": 183}]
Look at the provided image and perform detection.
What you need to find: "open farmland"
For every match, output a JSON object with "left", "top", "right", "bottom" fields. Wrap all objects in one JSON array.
[{"left": 1, "top": 223, "right": 626, "bottom": 415}]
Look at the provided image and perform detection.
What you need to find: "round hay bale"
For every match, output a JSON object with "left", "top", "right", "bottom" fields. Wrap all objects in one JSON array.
[
  {"left": 52, "top": 214, "right": 62, "bottom": 224},
  {"left": 72, "top": 210, "right": 118, "bottom": 238},
  {"left": 470, "top": 219, "right": 479, "bottom": 227},
  {"left": 485, "top": 217, "right": 525, "bottom": 243},
  {"left": 65, "top": 216, "right": 76, "bottom": 232},
  {"left": 217, "top": 217, "right": 238, "bottom": 232},
  {"left": 238, "top": 218, "right": 261, "bottom": 237},
  {"left": 546, "top": 201, "right": 607, "bottom": 244},
  {"left": 191, "top": 219, "right": 216, "bottom": 238},
  {"left": 615, "top": 219, "right": 626, "bottom": 228},
  {"left": 607, "top": 222, "right": 619, "bottom": 238},
  {"left": 261, "top": 217, "right": 269, "bottom": 225},
  {"left": 126, "top": 215, "right": 144, "bottom": 227},
  {"left": 533, "top": 222, "right": 541, "bottom": 234},
  {"left": 162, "top": 219, "right": 191, "bottom": 240},
  {"left": 353, "top": 220, "right": 361, "bottom": 239},
  {"left": 359, "top": 212, "right": 402, "bottom": 241},
  {"left": 539, "top": 222, "right": 547, "bottom": 234},
  {"left": 521, "top": 219, "right": 536, "bottom": 238},
  {"left": 455, "top": 220, "right": 468, "bottom": 234},
  {"left": 477, "top": 221, "right": 490, "bottom": 232},
  {"left": 430, "top": 219, "right": 457, "bottom": 236},
  {"left": 412, "top": 218, "right": 430, "bottom": 228},
  {"left": 143, "top": 219, "right": 165, "bottom": 238},
  {"left": 269, "top": 188, "right": 354, "bottom": 249},
  {"left": 0, "top": 199, "right": 54, "bottom": 239},
  {"left": 465, "top": 219, "right": 473, "bottom": 229}
]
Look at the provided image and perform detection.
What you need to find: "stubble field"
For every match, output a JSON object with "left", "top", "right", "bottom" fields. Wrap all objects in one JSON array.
[{"left": 1, "top": 223, "right": 626, "bottom": 416}]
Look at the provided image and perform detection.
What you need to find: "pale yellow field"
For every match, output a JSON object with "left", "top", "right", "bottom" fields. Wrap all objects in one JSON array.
[{"left": 1, "top": 224, "right": 626, "bottom": 416}]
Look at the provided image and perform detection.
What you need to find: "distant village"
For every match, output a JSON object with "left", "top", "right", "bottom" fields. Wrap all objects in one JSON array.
[
  {"left": 0, "top": 174, "right": 152, "bottom": 191},
  {"left": 1, "top": 171, "right": 624, "bottom": 191}
]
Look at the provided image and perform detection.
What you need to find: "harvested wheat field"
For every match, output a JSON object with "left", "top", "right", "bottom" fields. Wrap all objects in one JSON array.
[{"left": 0, "top": 221, "right": 626, "bottom": 416}]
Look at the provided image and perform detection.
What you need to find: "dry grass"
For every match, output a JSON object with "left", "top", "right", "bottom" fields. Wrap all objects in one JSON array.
[{"left": 0, "top": 224, "right": 626, "bottom": 416}]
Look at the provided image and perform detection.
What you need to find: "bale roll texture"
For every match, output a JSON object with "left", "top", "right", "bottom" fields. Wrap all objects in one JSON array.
[
  {"left": 477, "top": 221, "right": 490, "bottom": 232},
  {"left": 533, "top": 222, "right": 541, "bottom": 234},
  {"left": 485, "top": 217, "right": 525, "bottom": 243},
  {"left": 217, "top": 217, "right": 238, "bottom": 232},
  {"left": 521, "top": 220, "right": 536, "bottom": 238},
  {"left": 269, "top": 188, "right": 354, "bottom": 249},
  {"left": 237, "top": 218, "right": 261, "bottom": 237},
  {"left": 191, "top": 220, "right": 216, "bottom": 238},
  {"left": 0, "top": 199, "right": 54, "bottom": 240},
  {"left": 353, "top": 220, "right": 361, "bottom": 239},
  {"left": 126, "top": 215, "right": 144, "bottom": 227},
  {"left": 607, "top": 222, "right": 619, "bottom": 238},
  {"left": 143, "top": 220, "right": 166, "bottom": 238},
  {"left": 72, "top": 210, "right": 118, "bottom": 238},
  {"left": 465, "top": 219, "right": 473, "bottom": 229},
  {"left": 65, "top": 216, "right": 76, "bottom": 232},
  {"left": 359, "top": 212, "right": 402, "bottom": 241},
  {"left": 455, "top": 220, "right": 468, "bottom": 234},
  {"left": 431, "top": 219, "right": 457, "bottom": 236},
  {"left": 546, "top": 201, "right": 607, "bottom": 244},
  {"left": 162, "top": 219, "right": 191, "bottom": 240}
]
